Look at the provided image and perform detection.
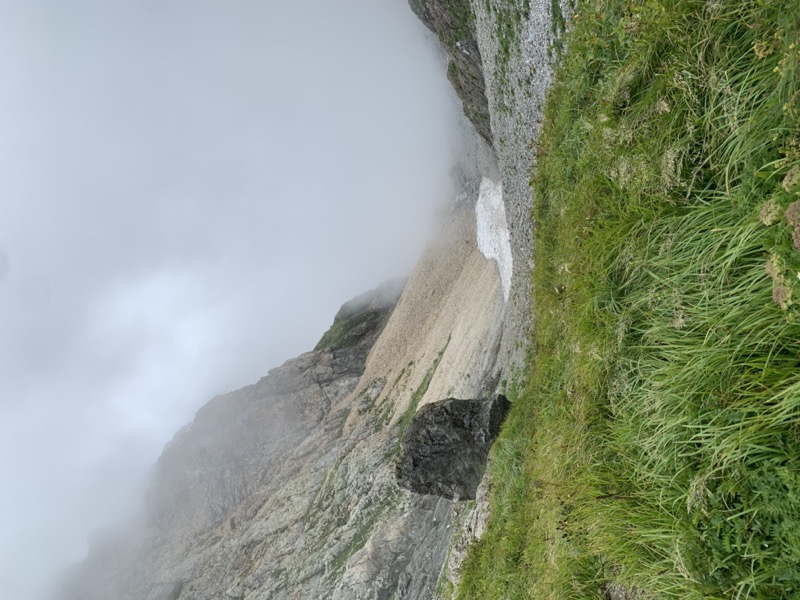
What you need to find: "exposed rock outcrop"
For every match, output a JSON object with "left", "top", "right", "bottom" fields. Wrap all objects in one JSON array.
[
  {"left": 396, "top": 395, "right": 510, "bottom": 500},
  {"left": 315, "top": 278, "right": 407, "bottom": 352},
  {"left": 60, "top": 282, "right": 444, "bottom": 600},
  {"left": 55, "top": 0, "right": 578, "bottom": 595},
  {"left": 144, "top": 281, "right": 400, "bottom": 542},
  {"left": 409, "top": 0, "right": 492, "bottom": 145},
  {"left": 58, "top": 188, "right": 509, "bottom": 600}
]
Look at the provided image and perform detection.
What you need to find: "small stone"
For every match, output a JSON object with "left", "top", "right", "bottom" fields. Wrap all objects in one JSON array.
[{"left": 605, "top": 581, "right": 645, "bottom": 600}]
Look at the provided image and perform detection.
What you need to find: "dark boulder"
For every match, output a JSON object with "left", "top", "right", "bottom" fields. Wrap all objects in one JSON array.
[{"left": 396, "top": 395, "right": 511, "bottom": 500}]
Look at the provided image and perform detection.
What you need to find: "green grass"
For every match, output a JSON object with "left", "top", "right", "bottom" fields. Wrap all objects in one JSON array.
[
  {"left": 459, "top": 0, "right": 800, "bottom": 598},
  {"left": 315, "top": 310, "right": 381, "bottom": 351}
]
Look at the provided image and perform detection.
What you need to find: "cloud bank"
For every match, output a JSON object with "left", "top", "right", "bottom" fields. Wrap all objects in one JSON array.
[{"left": 0, "top": 1, "right": 461, "bottom": 596}]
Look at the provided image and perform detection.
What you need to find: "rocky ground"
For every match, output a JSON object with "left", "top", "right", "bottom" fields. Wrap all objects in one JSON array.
[
  {"left": 430, "top": 0, "right": 574, "bottom": 591},
  {"left": 472, "top": 0, "right": 574, "bottom": 382}
]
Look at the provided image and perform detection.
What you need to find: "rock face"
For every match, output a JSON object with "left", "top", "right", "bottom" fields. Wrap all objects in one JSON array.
[
  {"left": 396, "top": 396, "right": 511, "bottom": 500},
  {"left": 57, "top": 191, "right": 509, "bottom": 600},
  {"left": 408, "top": 0, "right": 492, "bottom": 145},
  {"left": 315, "top": 278, "right": 407, "bottom": 352},
  {"left": 144, "top": 279, "right": 403, "bottom": 543},
  {"left": 59, "top": 281, "right": 455, "bottom": 600},
  {"left": 54, "top": 0, "right": 577, "bottom": 595}
]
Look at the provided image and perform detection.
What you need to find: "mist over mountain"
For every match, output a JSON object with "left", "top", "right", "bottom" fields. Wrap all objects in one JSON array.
[
  {"left": 0, "top": 1, "right": 465, "bottom": 597},
  {"left": 2, "top": 0, "right": 576, "bottom": 596}
]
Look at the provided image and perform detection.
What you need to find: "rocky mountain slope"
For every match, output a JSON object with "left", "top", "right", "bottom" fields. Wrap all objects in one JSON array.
[
  {"left": 59, "top": 192, "right": 506, "bottom": 599},
  {"left": 57, "top": 1, "right": 571, "bottom": 598}
]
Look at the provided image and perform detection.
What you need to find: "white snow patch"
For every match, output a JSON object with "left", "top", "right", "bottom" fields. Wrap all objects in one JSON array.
[{"left": 475, "top": 177, "right": 513, "bottom": 302}]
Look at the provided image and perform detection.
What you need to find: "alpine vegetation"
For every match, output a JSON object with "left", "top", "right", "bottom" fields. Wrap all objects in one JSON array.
[{"left": 460, "top": 0, "right": 800, "bottom": 598}]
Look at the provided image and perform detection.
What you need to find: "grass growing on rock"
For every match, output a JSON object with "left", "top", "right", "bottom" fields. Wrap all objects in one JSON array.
[
  {"left": 315, "top": 310, "right": 382, "bottom": 351},
  {"left": 398, "top": 340, "right": 450, "bottom": 434},
  {"left": 460, "top": 0, "right": 800, "bottom": 598}
]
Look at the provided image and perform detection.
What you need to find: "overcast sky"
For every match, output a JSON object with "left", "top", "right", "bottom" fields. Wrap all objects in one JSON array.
[{"left": 0, "top": 1, "right": 461, "bottom": 596}]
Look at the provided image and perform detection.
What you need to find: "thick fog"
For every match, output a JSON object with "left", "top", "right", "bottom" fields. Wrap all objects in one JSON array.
[{"left": 0, "top": 1, "right": 461, "bottom": 596}]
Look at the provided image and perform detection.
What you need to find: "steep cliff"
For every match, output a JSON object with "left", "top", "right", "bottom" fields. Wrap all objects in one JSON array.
[
  {"left": 409, "top": 0, "right": 492, "bottom": 145},
  {"left": 60, "top": 280, "right": 412, "bottom": 599},
  {"left": 59, "top": 189, "right": 508, "bottom": 599},
  {"left": 57, "top": 0, "right": 574, "bottom": 597}
]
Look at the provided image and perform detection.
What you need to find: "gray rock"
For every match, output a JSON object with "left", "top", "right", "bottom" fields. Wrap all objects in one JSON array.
[
  {"left": 396, "top": 395, "right": 511, "bottom": 500},
  {"left": 315, "top": 279, "right": 406, "bottom": 352},
  {"left": 52, "top": 0, "right": 577, "bottom": 591},
  {"left": 58, "top": 284, "right": 409, "bottom": 600},
  {"left": 408, "top": 0, "right": 492, "bottom": 145}
]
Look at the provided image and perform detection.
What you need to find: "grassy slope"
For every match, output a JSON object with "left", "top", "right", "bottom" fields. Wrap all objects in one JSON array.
[{"left": 460, "top": 0, "right": 800, "bottom": 598}]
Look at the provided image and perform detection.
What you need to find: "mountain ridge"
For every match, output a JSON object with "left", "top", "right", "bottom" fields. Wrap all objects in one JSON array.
[
  {"left": 58, "top": 189, "right": 507, "bottom": 599},
  {"left": 55, "top": 0, "right": 572, "bottom": 596}
]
